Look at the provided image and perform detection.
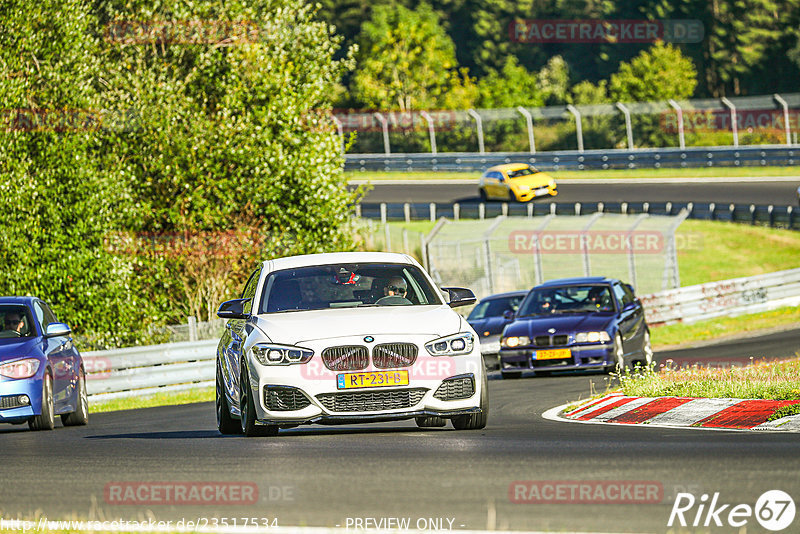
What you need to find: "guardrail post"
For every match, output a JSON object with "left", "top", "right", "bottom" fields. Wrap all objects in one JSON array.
[
  {"left": 643, "top": 202, "right": 649, "bottom": 214},
  {"left": 373, "top": 112, "right": 391, "bottom": 154},
  {"left": 403, "top": 203, "right": 411, "bottom": 223},
  {"left": 502, "top": 203, "right": 508, "bottom": 216},
  {"left": 419, "top": 111, "right": 438, "bottom": 154},
  {"left": 453, "top": 202, "right": 460, "bottom": 221},
  {"left": 187, "top": 316, "right": 197, "bottom": 342},
  {"left": 575, "top": 202, "right": 581, "bottom": 215},
  {"left": 768, "top": 205, "right": 774, "bottom": 228},
  {"left": 598, "top": 202, "right": 604, "bottom": 213},
  {"left": 729, "top": 203, "right": 736, "bottom": 222},
  {"left": 331, "top": 115, "right": 345, "bottom": 154},
  {"left": 774, "top": 94, "right": 792, "bottom": 146},
  {"left": 621, "top": 202, "right": 628, "bottom": 215},
  {"left": 354, "top": 204, "right": 362, "bottom": 218},
  {"left": 550, "top": 203, "right": 556, "bottom": 215},
  {"left": 789, "top": 206, "right": 794, "bottom": 229},
  {"left": 527, "top": 203, "right": 534, "bottom": 217},
  {"left": 429, "top": 203, "right": 436, "bottom": 222},
  {"left": 380, "top": 203, "right": 387, "bottom": 224},
  {"left": 616, "top": 102, "right": 634, "bottom": 149},
  {"left": 468, "top": 109, "right": 485, "bottom": 154},
  {"left": 479, "top": 203, "right": 485, "bottom": 220},
  {"left": 720, "top": 97, "right": 739, "bottom": 147},
  {"left": 517, "top": 106, "right": 536, "bottom": 154},
  {"left": 665, "top": 201, "right": 672, "bottom": 215},
  {"left": 566, "top": 104, "right": 584, "bottom": 152},
  {"left": 668, "top": 99, "right": 685, "bottom": 149},
  {"left": 750, "top": 204, "right": 756, "bottom": 225},
  {"left": 709, "top": 202, "right": 716, "bottom": 221}
]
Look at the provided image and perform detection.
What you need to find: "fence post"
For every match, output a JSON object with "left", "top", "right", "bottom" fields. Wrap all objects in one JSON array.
[
  {"left": 479, "top": 203, "right": 485, "bottom": 220},
  {"left": 517, "top": 106, "right": 536, "bottom": 154},
  {"left": 616, "top": 102, "right": 634, "bottom": 150},
  {"left": 419, "top": 110, "right": 438, "bottom": 154},
  {"left": 331, "top": 115, "right": 345, "bottom": 154},
  {"left": 373, "top": 112, "right": 391, "bottom": 154},
  {"left": 402, "top": 228, "right": 410, "bottom": 254},
  {"left": 453, "top": 203, "right": 460, "bottom": 221},
  {"left": 720, "top": 97, "right": 739, "bottom": 147},
  {"left": 380, "top": 203, "right": 387, "bottom": 224},
  {"left": 384, "top": 222, "right": 391, "bottom": 251},
  {"left": 403, "top": 203, "right": 411, "bottom": 223},
  {"left": 774, "top": 94, "right": 792, "bottom": 146},
  {"left": 187, "top": 316, "right": 197, "bottom": 342},
  {"left": 354, "top": 204, "right": 362, "bottom": 218},
  {"left": 468, "top": 109, "right": 485, "bottom": 154},
  {"left": 566, "top": 104, "right": 584, "bottom": 152},
  {"left": 429, "top": 203, "right": 436, "bottom": 222},
  {"left": 668, "top": 99, "right": 685, "bottom": 149}
]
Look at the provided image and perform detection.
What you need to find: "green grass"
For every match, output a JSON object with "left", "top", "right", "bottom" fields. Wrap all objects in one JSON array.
[
  {"left": 651, "top": 306, "right": 800, "bottom": 348},
  {"left": 89, "top": 386, "right": 214, "bottom": 413},
  {"left": 346, "top": 166, "right": 800, "bottom": 181},
  {"left": 676, "top": 220, "right": 800, "bottom": 286},
  {"left": 617, "top": 357, "right": 800, "bottom": 400},
  {"left": 768, "top": 403, "right": 800, "bottom": 421}
]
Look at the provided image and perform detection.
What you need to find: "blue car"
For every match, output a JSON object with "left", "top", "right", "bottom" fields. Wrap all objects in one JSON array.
[
  {"left": 0, "top": 297, "right": 88, "bottom": 430},
  {"left": 499, "top": 277, "right": 652, "bottom": 378},
  {"left": 467, "top": 290, "right": 527, "bottom": 370}
]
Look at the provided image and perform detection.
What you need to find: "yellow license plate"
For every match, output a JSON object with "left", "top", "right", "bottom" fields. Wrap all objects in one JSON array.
[
  {"left": 337, "top": 370, "right": 410, "bottom": 390},
  {"left": 534, "top": 348, "right": 571, "bottom": 360}
]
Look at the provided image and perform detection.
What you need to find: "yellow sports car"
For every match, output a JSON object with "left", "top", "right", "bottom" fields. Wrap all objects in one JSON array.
[{"left": 478, "top": 163, "right": 557, "bottom": 202}]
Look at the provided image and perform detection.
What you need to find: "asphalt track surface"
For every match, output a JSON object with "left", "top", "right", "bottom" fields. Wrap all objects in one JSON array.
[
  {"left": 1, "top": 330, "right": 799, "bottom": 532},
  {"left": 359, "top": 180, "right": 799, "bottom": 206}
]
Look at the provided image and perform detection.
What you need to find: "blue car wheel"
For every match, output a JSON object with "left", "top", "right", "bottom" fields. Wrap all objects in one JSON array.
[{"left": 28, "top": 371, "right": 54, "bottom": 431}]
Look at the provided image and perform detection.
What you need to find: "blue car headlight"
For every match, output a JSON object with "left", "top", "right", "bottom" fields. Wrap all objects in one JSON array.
[
  {"left": 501, "top": 336, "right": 531, "bottom": 348},
  {"left": 425, "top": 333, "right": 474, "bottom": 356},
  {"left": 0, "top": 358, "right": 40, "bottom": 379},
  {"left": 575, "top": 331, "right": 611, "bottom": 343},
  {"left": 252, "top": 344, "right": 313, "bottom": 365}
]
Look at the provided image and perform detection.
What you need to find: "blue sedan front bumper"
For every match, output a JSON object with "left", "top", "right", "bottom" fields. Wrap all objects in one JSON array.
[
  {"left": 0, "top": 377, "right": 42, "bottom": 423},
  {"left": 500, "top": 343, "right": 614, "bottom": 372}
]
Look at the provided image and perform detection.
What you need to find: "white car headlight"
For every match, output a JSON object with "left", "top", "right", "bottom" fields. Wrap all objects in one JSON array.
[
  {"left": 425, "top": 333, "right": 474, "bottom": 356},
  {"left": 575, "top": 331, "right": 611, "bottom": 343},
  {"left": 252, "top": 344, "right": 313, "bottom": 365},
  {"left": 501, "top": 336, "right": 531, "bottom": 348}
]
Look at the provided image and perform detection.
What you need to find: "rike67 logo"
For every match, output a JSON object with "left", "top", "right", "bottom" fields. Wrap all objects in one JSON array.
[{"left": 668, "top": 490, "right": 795, "bottom": 531}]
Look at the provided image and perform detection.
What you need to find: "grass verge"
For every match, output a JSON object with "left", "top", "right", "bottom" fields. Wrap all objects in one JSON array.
[
  {"left": 89, "top": 386, "right": 214, "bottom": 414},
  {"left": 346, "top": 166, "right": 800, "bottom": 181},
  {"left": 618, "top": 357, "right": 800, "bottom": 400},
  {"left": 650, "top": 306, "right": 800, "bottom": 348}
]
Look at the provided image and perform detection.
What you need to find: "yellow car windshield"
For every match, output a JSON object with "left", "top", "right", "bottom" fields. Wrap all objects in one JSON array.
[{"left": 507, "top": 167, "right": 540, "bottom": 179}]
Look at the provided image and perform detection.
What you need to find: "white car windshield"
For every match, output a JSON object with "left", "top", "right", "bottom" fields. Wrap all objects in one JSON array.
[{"left": 258, "top": 263, "right": 441, "bottom": 313}]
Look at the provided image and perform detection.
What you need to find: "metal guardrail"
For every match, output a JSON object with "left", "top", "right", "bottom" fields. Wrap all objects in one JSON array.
[
  {"left": 83, "top": 339, "right": 217, "bottom": 399},
  {"left": 360, "top": 201, "right": 799, "bottom": 230},
  {"left": 81, "top": 270, "right": 800, "bottom": 398},
  {"left": 641, "top": 268, "right": 800, "bottom": 326},
  {"left": 345, "top": 145, "right": 799, "bottom": 172}
]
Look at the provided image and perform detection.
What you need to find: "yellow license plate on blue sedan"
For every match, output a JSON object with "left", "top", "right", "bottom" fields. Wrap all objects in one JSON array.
[
  {"left": 337, "top": 370, "right": 409, "bottom": 390},
  {"left": 534, "top": 349, "right": 571, "bottom": 360}
]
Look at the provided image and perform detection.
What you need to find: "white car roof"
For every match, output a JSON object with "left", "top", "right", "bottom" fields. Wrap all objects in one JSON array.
[{"left": 264, "top": 251, "right": 420, "bottom": 271}]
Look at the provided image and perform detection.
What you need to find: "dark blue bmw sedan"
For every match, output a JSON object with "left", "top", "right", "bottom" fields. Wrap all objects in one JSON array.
[
  {"left": 499, "top": 277, "right": 652, "bottom": 378},
  {"left": 0, "top": 297, "right": 88, "bottom": 430}
]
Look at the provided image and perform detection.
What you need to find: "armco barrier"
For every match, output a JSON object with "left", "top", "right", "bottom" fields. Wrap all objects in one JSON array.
[
  {"left": 345, "top": 146, "right": 800, "bottom": 172},
  {"left": 82, "top": 269, "right": 800, "bottom": 399},
  {"left": 641, "top": 268, "right": 800, "bottom": 325},
  {"left": 361, "top": 201, "right": 799, "bottom": 230},
  {"left": 83, "top": 339, "right": 217, "bottom": 399}
]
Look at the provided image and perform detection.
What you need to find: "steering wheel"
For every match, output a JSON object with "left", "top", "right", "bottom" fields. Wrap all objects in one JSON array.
[{"left": 375, "top": 295, "right": 413, "bottom": 306}]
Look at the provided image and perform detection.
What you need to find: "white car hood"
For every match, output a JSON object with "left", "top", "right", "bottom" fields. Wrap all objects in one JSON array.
[{"left": 253, "top": 305, "right": 463, "bottom": 345}]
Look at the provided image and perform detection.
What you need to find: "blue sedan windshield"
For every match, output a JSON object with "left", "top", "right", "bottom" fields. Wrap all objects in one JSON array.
[{"left": 518, "top": 285, "right": 614, "bottom": 316}]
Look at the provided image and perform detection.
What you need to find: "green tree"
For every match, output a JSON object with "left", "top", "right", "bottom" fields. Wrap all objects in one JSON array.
[
  {"left": 610, "top": 42, "right": 697, "bottom": 101},
  {"left": 352, "top": 2, "right": 477, "bottom": 111}
]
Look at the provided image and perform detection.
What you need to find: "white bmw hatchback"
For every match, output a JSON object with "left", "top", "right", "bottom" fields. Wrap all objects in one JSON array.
[{"left": 215, "top": 252, "right": 488, "bottom": 436}]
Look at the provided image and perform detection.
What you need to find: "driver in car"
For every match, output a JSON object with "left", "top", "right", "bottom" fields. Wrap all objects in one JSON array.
[
  {"left": 375, "top": 276, "right": 412, "bottom": 305},
  {"left": 3, "top": 312, "right": 26, "bottom": 336}
]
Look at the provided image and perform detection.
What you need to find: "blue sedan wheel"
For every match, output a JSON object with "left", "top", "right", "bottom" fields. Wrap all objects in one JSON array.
[
  {"left": 61, "top": 368, "right": 89, "bottom": 426},
  {"left": 29, "top": 371, "right": 54, "bottom": 431}
]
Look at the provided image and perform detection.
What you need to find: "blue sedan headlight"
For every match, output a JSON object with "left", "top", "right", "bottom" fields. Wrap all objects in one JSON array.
[
  {"left": 575, "top": 331, "right": 611, "bottom": 343},
  {"left": 0, "top": 358, "right": 40, "bottom": 379}
]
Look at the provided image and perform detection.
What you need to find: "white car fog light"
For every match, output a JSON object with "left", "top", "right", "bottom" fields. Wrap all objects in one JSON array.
[{"left": 18, "top": 395, "right": 30, "bottom": 405}]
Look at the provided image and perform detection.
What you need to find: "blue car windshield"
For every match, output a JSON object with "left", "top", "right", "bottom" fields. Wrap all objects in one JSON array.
[
  {"left": 0, "top": 305, "right": 35, "bottom": 338},
  {"left": 467, "top": 295, "right": 524, "bottom": 321},
  {"left": 518, "top": 285, "right": 615, "bottom": 317}
]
